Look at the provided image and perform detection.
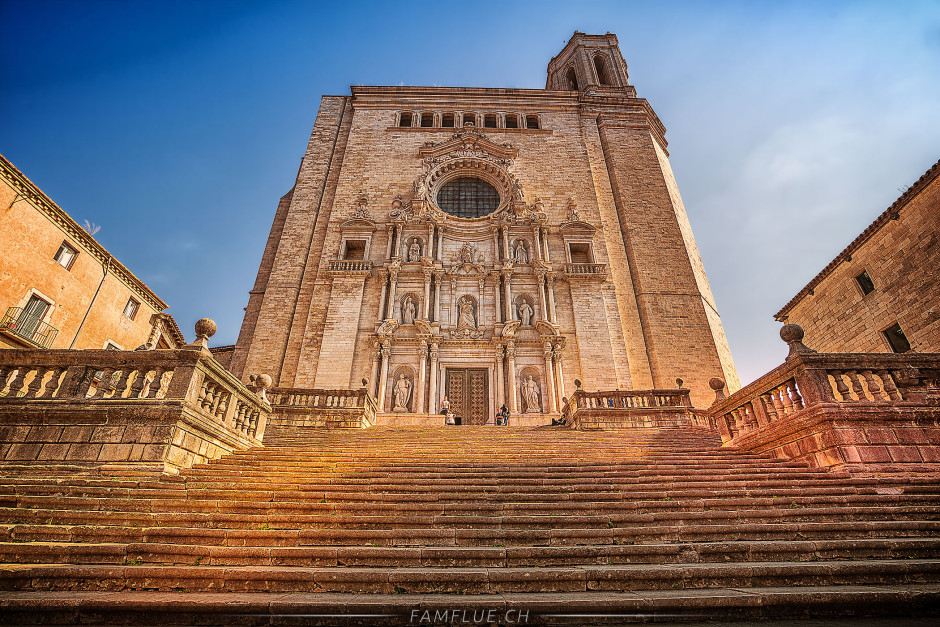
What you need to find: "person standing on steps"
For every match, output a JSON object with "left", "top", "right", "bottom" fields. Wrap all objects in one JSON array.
[{"left": 497, "top": 403, "right": 510, "bottom": 426}]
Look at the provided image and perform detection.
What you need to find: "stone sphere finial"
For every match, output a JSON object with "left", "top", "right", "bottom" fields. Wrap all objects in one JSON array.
[
  {"left": 780, "top": 323, "right": 815, "bottom": 358},
  {"left": 574, "top": 378, "right": 582, "bottom": 390},
  {"left": 195, "top": 318, "right": 217, "bottom": 340},
  {"left": 254, "top": 373, "right": 272, "bottom": 403},
  {"left": 709, "top": 377, "right": 726, "bottom": 405},
  {"left": 676, "top": 378, "right": 684, "bottom": 388}
]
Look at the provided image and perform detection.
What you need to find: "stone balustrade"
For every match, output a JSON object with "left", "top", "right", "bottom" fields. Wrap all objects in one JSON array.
[
  {"left": 707, "top": 324, "right": 940, "bottom": 470},
  {"left": 268, "top": 385, "right": 377, "bottom": 429},
  {"left": 563, "top": 263, "right": 607, "bottom": 278},
  {"left": 0, "top": 318, "right": 272, "bottom": 474},
  {"left": 328, "top": 260, "right": 373, "bottom": 274},
  {"left": 561, "top": 385, "right": 694, "bottom": 430}
]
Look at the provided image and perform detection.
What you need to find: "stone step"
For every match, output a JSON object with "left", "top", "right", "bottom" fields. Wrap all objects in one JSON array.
[
  {"left": 2, "top": 559, "right": 939, "bottom": 594},
  {"left": 2, "top": 538, "right": 937, "bottom": 567},
  {"left": 2, "top": 586, "right": 937, "bottom": 625}
]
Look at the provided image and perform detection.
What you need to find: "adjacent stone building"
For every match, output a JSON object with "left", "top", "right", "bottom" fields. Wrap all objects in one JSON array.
[
  {"left": 775, "top": 158, "right": 940, "bottom": 354},
  {"left": 0, "top": 153, "right": 185, "bottom": 351},
  {"left": 231, "top": 32, "right": 739, "bottom": 417}
]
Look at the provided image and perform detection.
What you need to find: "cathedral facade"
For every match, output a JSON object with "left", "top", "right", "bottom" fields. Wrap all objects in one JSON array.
[{"left": 231, "top": 32, "right": 739, "bottom": 421}]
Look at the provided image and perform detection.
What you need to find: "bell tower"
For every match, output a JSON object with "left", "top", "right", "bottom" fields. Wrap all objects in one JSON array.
[{"left": 546, "top": 32, "right": 635, "bottom": 95}]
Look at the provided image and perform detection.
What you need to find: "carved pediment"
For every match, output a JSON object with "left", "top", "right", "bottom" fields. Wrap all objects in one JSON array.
[
  {"left": 419, "top": 129, "right": 518, "bottom": 165},
  {"left": 500, "top": 320, "right": 521, "bottom": 338},
  {"left": 377, "top": 319, "right": 400, "bottom": 337},
  {"left": 535, "top": 320, "right": 560, "bottom": 337}
]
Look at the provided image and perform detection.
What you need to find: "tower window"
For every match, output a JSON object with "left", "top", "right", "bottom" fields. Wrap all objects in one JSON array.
[
  {"left": 525, "top": 115, "right": 540, "bottom": 130},
  {"left": 399, "top": 112, "right": 412, "bottom": 127},
  {"left": 565, "top": 67, "right": 579, "bottom": 90},
  {"left": 883, "top": 323, "right": 911, "bottom": 353},
  {"left": 855, "top": 270, "right": 875, "bottom": 295},
  {"left": 54, "top": 242, "right": 78, "bottom": 270},
  {"left": 462, "top": 112, "right": 477, "bottom": 126},
  {"left": 343, "top": 240, "right": 366, "bottom": 260},
  {"left": 504, "top": 114, "right": 518, "bottom": 129},
  {"left": 594, "top": 55, "right": 610, "bottom": 86},
  {"left": 123, "top": 297, "right": 140, "bottom": 320},
  {"left": 420, "top": 112, "right": 434, "bottom": 127},
  {"left": 484, "top": 114, "right": 497, "bottom": 128},
  {"left": 442, "top": 113, "right": 455, "bottom": 128},
  {"left": 436, "top": 177, "right": 500, "bottom": 219}
]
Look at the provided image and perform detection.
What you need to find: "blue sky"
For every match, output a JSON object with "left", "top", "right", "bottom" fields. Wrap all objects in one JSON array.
[{"left": 1, "top": 0, "right": 938, "bottom": 386}]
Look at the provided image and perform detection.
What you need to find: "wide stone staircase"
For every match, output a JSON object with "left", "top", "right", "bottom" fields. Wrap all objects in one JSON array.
[{"left": 0, "top": 425, "right": 938, "bottom": 625}]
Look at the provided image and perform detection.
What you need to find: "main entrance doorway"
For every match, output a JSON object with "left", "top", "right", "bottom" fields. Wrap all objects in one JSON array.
[{"left": 445, "top": 368, "right": 489, "bottom": 425}]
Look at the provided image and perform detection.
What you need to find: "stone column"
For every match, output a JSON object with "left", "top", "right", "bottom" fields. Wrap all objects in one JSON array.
[
  {"left": 492, "top": 272, "right": 502, "bottom": 324},
  {"left": 433, "top": 272, "right": 443, "bottom": 323},
  {"left": 542, "top": 227, "right": 551, "bottom": 262},
  {"left": 427, "top": 224, "right": 435, "bottom": 257},
  {"left": 503, "top": 271, "right": 514, "bottom": 321},
  {"left": 422, "top": 270, "right": 432, "bottom": 319},
  {"left": 478, "top": 276, "right": 485, "bottom": 326},
  {"left": 492, "top": 230, "right": 501, "bottom": 261},
  {"left": 387, "top": 270, "right": 399, "bottom": 321},
  {"left": 546, "top": 273, "right": 557, "bottom": 323},
  {"left": 532, "top": 225, "right": 543, "bottom": 261},
  {"left": 502, "top": 228, "right": 510, "bottom": 263},
  {"left": 417, "top": 339, "right": 428, "bottom": 413},
  {"left": 377, "top": 271, "right": 389, "bottom": 321},
  {"left": 428, "top": 342, "right": 439, "bottom": 413},
  {"left": 395, "top": 224, "right": 404, "bottom": 258},
  {"left": 554, "top": 349, "right": 566, "bottom": 405},
  {"left": 437, "top": 227, "right": 444, "bottom": 261},
  {"left": 386, "top": 225, "right": 394, "bottom": 259},
  {"left": 543, "top": 342, "right": 557, "bottom": 413},
  {"left": 536, "top": 271, "right": 547, "bottom": 321},
  {"left": 507, "top": 341, "right": 518, "bottom": 413},
  {"left": 495, "top": 344, "right": 505, "bottom": 408},
  {"left": 451, "top": 278, "right": 458, "bottom": 329},
  {"left": 370, "top": 341, "right": 381, "bottom": 397},
  {"left": 377, "top": 340, "right": 391, "bottom": 411}
]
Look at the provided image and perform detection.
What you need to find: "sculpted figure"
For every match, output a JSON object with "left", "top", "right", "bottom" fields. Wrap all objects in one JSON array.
[
  {"left": 518, "top": 300, "right": 533, "bottom": 326},
  {"left": 393, "top": 374, "right": 412, "bottom": 412},
  {"left": 523, "top": 376, "right": 541, "bottom": 413},
  {"left": 514, "top": 240, "right": 528, "bottom": 264},
  {"left": 457, "top": 298, "right": 476, "bottom": 330},
  {"left": 402, "top": 296, "right": 416, "bottom": 325},
  {"left": 408, "top": 239, "right": 421, "bottom": 262}
]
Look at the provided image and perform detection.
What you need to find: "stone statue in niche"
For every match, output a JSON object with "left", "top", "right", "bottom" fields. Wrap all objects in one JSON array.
[
  {"left": 457, "top": 296, "right": 477, "bottom": 331},
  {"left": 408, "top": 238, "right": 422, "bottom": 262},
  {"left": 518, "top": 299, "right": 534, "bottom": 326},
  {"left": 459, "top": 243, "right": 476, "bottom": 264},
  {"left": 514, "top": 239, "right": 529, "bottom": 264},
  {"left": 522, "top": 376, "right": 542, "bottom": 413},
  {"left": 393, "top": 374, "right": 412, "bottom": 412},
  {"left": 402, "top": 296, "right": 416, "bottom": 325}
]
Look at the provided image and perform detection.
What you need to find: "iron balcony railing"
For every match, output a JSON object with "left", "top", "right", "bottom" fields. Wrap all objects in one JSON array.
[{"left": 0, "top": 307, "right": 59, "bottom": 349}]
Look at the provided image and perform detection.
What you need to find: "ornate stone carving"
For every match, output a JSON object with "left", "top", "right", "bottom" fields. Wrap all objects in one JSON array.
[
  {"left": 500, "top": 320, "right": 521, "bottom": 338},
  {"left": 522, "top": 375, "right": 542, "bottom": 413},
  {"left": 351, "top": 193, "right": 370, "bottom": 220},
  {"left": 513, "top": 239, "right": 529, "bottom": 264},
  {"left": 401, "top": 295, "right": 417, "bottom": 325},
  {"left": 407, "top": 237, "right": 422, "bottom": 262},
  {"left": 377, "top": 319, "right": 399, "bottom": 337},
  {"left": 446, "top": 243, "right": 486, "bottom": 275},
  {"left": 452, "top": 295, "right": 484, "bottom": 339},
  {"left": 516, "top": 296, "right": 534, "bottom": 326},
  {"left": 566, "top": 198, "right": 580, "bottom": 222},
  {"left": 414, "top": 318, "right": 433, "bottom": 334},
  {"left": 392, "top": 374, "right": 412, "bottom": 412}
]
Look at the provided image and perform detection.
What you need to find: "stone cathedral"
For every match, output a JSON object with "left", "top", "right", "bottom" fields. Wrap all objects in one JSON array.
[{"left": 230, "top": 32, "right": 740, "bottom": 424}]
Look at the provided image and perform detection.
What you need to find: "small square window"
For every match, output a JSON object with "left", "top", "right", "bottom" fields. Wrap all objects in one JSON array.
[
  {"left": 399, "top": 111, "right": 412, "bottom": 128},
  {"left": 525, "top": 115, "right": 540, "bottom": 129},
  {"left": 54, "top": 242, "right": 78, "bottom": 269},
  {"left": 568, "top": 243, "right": 593, "bottom": 264},
  {"left": 463, "top": 112, "right": 476, "bottom": 126},
  {"left": 105, "top": 342, "right": 120, "bottom": 350},
  {"left": 484, "top": 114, "right": 497, "bottom": 128},
  {"left": 504, "top": 115, "right": 518, "bottom": 129},
  {"left": 883, "top": 323, "right": 911, "bottom": 354},
  {"left": 855, "top": 270, "right": 875, "bottom": 296},
  {"left": 442, "top": 113, "right": 455, "bottom": 128},
  {"left": 420, "top": 112, "right": 434, "bottom": 127},
  {"left": 123, "top": 297, "right": 140, "bottom": 320},
  {"left": 343, "top": 240, "right": 366, "bottom": 260}
]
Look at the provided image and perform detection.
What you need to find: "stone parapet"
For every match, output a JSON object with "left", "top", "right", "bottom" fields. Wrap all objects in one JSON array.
[
  {"left": 707, "top": 326, "right": 940, "bottom": 472},
  {"left": 268, "top": 386, "right": 376, "bottom": 429},
  {"left": 561, "top": 387, "right": 694, "bottom": 430},
  {"left": 0, "top": 345, "right": 271, "bottom": 474}
]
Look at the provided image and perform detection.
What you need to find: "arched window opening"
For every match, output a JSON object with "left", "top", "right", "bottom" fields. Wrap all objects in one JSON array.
[
  {"left": 504, "top": 114, "right": 518, "bottom": 129},
  {"left": 525, "top": 115, "right": 540, "bottom": 130},
  {"left": 594, "top": 55, "right": 610, "bottom": 86},
  {"left": 442, "top": 113, "right": 455, "bottom": 128},
  {"left": 436, "top": 177, "right": 500, "bottom": 219},
  {"left": 484, "top": 114, "right": 497, "bottom": 128},
  {"left": 565, "top": 67, "right": 579, "bottom": 90},
  {"left": 462, "top": 112, "right": 477, "bottom": 126},
  {"left": 399, "top": 111, "right": 413, "bottom": 128},
  {"left": 420, "top": 112, "right": 434, "bottom": 127}
]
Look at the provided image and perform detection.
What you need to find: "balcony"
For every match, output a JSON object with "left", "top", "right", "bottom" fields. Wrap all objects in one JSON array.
[
  {"left": 563, "top": 263, "right": 607, "bottom": 279},
  {"left": 0, "top": 307, "right": 59, "bottom": 349},
  {"left": 328, "top": 260, "right": 373, "bottom": 275}
]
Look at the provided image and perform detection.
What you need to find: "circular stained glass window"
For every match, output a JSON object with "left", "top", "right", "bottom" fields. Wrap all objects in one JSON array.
[{"left": 436, "top": 177, "right": 500, "bottom": 218}]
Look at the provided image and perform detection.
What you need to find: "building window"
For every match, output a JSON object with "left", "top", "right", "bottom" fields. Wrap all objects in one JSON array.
[
  {"left": 484, "top": 113, "right": 497, "bottom": 128},
  {"left": 594, "top": 55, "right": 610, "bottom": 86},
  {"left": 399, "top": 111, "right": 412, "bottom": 127},
  {"left": 123, "top": 297, "right": 140, "bottom": 321},
  {"left": 855, "top": 270, "right": 875, "bottom": 296},
  {"left": 504, "top": 114, "right": 518, "bottom": 129},
  {"left": 436, "top": 177, "right": 500, "bottom": 218},
  {"left": 462, "top": 112, "right": 477, "bottom": 126},
  {"left": 525, "top": 115, "right": 540, "bottom": 129},
  {"left": 105, "top": 342, "right": 121, "bottom": 350},
  {"left": 442, "top": 113, "right": 455, "bottom": 128},
  {"left": 343, "top": 240, "right": 366, "bottom": 260},
  {"left": 565, "top": 67, "right": 579, "bottom": 90},
  {"left": 883, "top": 323, "right": 911, "bottom": 353},
  {"left": 568, "top": 243, "right": 594, "bottom": 264},
  {"left": 54, "top": 242, "right": 78, "bottom": 269},
  {"left": 420, "top": 112, "right": 434, "bottom": 127}
]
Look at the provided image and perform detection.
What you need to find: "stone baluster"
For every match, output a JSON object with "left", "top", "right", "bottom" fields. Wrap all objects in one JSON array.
[
  {"left": 546, "top": 273, "right": 557, "bottom": 323},
  {"left": 423, "top": 270, "right": 432, "bottom": 320},
  {"left": 861, "top": 370, "right": 882, "bottom": 400},
  {"left": 506, "top": 342, "right": 518, "bottom": 413},
  {"left": 93, "top": 368, "right": 114, "bottom": 399},
  {"left": 130, "top": 369, "right": 148, "bottom": 398},
  {"left": 428, "top": 342, "right": 439, "bottom": 413},
  {"left": 786, "top": 380, "right": 804, "bottom": 410},
  {"left": 111, "top": 369, "right": 132, "bottom": 398},
  {"left": 877, "top": 369, "right": 902, "bottom": 401},
  {"left": 769, "top": 388, "right": 787, "bottom": 417},
  {"left": 543, "top": 343, "right": 557, "bottom": 413},
  {"left": 761, "top": 393, "right": 779, "bottom": 422},
  {"left": 377, "top": 341, "right": 391, "bottom": 411},
  {"left": 830, "top": 370, "right": 851, "bottom": 400},
  {"left": 846, "top": 370, "right": 865, "bottom": 400},
  {"left": 25, "top": 367, "right": 46, "bottom": 398},
  {"left": 42, "top": 367, "right": 63, "bottom": 399},
  {"left": 417, "top": 339, "right": 428, "bottom": 414},
  {"left": 778, "top": 382, "right": 794, "bottom": 413}
]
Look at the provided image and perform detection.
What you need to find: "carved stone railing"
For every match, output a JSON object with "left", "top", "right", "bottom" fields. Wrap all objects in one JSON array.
[
  {"left": 268, "top": 385, "right": 377, "bottom": 430},
  {"left": 0, "top": 319, "right": 272, "bottom": 474},
  {"left": 561, "top": 385, "right": 694, "bottom": 430},
  {"left": 708, "top": 325, "right": 940, "bottom": 471},
  {"left": 563, "top": 263, "right": 607, "bottom": 279},
  {"left": 328, "top": 260, "right": 373, "bottom": 275}
]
